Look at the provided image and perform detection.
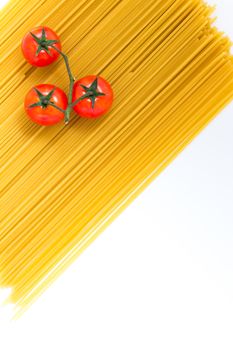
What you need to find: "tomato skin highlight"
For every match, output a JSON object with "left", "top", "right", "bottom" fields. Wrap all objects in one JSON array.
[
  {"left": 21, "top": 26, "right": 61, "bottom": 67},
  {"left": 24, "top": 84, "right": 68, "bottom": 126},
  {"left": 72, "top": 76, "right": 113, "bottom": 118}
]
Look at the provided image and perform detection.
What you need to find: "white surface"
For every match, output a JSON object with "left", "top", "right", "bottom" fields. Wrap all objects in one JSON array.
[{"left": 0, "top": 0, "right": 233, "bottom": 349}]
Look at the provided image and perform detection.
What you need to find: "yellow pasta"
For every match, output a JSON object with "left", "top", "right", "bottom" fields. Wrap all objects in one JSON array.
[{"left": 0, "top": 0, "right": 233, "bottom": 314}]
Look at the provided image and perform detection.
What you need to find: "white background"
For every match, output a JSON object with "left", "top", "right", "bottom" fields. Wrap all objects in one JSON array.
[{"left": 0, "top": 0, "right": 233, "bottom": 349}]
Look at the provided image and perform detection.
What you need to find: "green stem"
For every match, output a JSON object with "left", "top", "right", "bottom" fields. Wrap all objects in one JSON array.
[
  {"left": 47, "top": 101, "right": 66, "bottom": 113},
  {"left": 52, "top": 46, "right": 75, "bottom": 124},
  {"left": 70, "top": 94, "right": 91, "bottom": 108}
]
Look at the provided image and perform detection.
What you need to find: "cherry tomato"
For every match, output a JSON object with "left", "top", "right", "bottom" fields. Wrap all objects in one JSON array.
[
  {"left": 21, "top": 26, "right": 61, "bottom": 67},
  {"left": 24, "top": 84, "right": 68, "bottom": 126},
  {"left": 72, "top": 75, "right": 113, "bottom": 118}
]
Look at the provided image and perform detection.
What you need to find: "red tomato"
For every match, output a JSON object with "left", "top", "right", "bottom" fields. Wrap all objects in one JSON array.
[
  {"left": 21, "top": 26, "right": 61, "bottom": 67},
  {"left": 72, "top": 75, "right": 113, "bottom": 118},
  {"left": 24, "top": 84, "right": 68, "bottom": 126}
]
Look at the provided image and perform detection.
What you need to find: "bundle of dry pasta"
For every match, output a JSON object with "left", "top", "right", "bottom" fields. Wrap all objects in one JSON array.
[{"left": 0, "top": 0, "right": 233, "bottom": 314}]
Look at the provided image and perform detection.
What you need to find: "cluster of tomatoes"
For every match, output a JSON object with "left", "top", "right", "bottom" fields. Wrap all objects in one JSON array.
[{"left": 22, "top": 26, "right": 113, "bottom": 126}]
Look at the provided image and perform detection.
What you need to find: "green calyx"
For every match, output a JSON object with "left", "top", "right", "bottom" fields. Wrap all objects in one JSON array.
[
  {"left": 79, "top": 78, "right": 105, "bottom": 109},
  {"left": 30, "top": 27, "right": 58, "bottom": 56},
  {"left": 29, "top": 87, "right": 64, "bottom": 113},
  {"left": 29, "top": 87, "right": 55, "bottom": 109}
]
